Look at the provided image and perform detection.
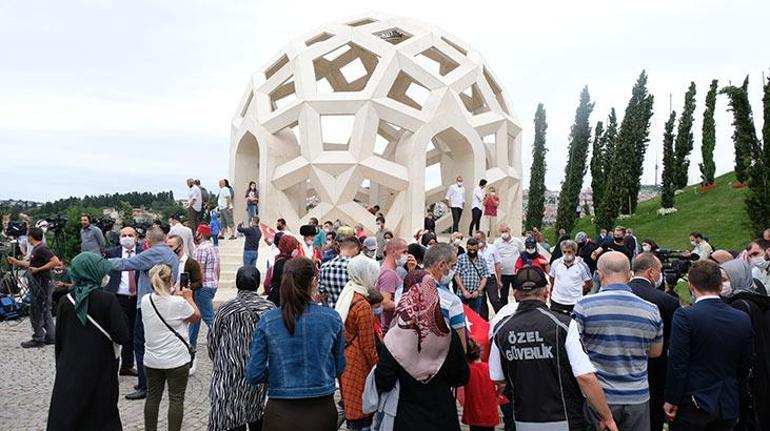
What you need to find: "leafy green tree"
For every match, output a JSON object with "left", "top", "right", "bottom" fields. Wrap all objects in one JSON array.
[
  {"left": 720, "top": 76, "right": 758, "bottom": 184},
  {"left": 699, "top": 79, "right": 718, "bottom": 186},
  {"left": 745, "top": 77, "right": 770, "bottom": 235},
  {"left": 525, "top": 103, "right": 548, "bottom": 230},
  {"left": 590, "top": 120, "right": 606, "bottom": 214},
  {"left": 556, "top": 86, "right": 594, "bottom": 236},
  {"left": 661, "top": 110, "right": 678, "bottom": 208},
  {"left": 673, "top": 82, "right": 697, "bottom": 189}
]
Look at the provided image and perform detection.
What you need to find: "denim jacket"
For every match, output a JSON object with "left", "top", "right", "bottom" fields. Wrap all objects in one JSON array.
[{"left": 246, "top": 303, "right": 346, "bottom": 399}]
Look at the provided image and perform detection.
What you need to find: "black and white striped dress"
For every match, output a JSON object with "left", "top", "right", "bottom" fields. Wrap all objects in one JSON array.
[{"left": 207, "top": 290, "right": 275, "bottom": 431}]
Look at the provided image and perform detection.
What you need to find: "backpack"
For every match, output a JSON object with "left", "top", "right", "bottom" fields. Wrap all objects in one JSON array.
[{"left": 0, "top": 295, "right": 21, "bottom": 321}]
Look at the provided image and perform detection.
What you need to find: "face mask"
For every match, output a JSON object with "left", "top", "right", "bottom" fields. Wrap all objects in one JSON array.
[
  {"left": 120, "top": 236, "right": 136, "bottom": 249},
  {"left": 100, "top": 275, "right": 111, "bottom": 288},
  {"left": 373, "top": 306, "right": 383, "bottom": 317},
  {"left": 291, "top": 249, "right": 299, "bottom": 258},
  {"left": 721, "top": 282, "right": 732, "bottom": 296},
  {"left": 563, "top": 254, "right": 575, "bottom": 262},
  {"left": 655, "top": 272, "right": 664, "bottom": 288},
  {"left": 457, "top": 181, "right": 463, "bottom": 187},
  {"left": 642, "top": 245, "right": 652, "bottom": 253},
  {"left": 364, "top": 249, "right": 375, "bottom": 258},
  {"left": 751, "top": 257, "right": 770, "bottom": 269},
  {"left": 453, "top": 239, "right": 462, "bottom": 246},
  {"left": 396, "top": 254, "right": 408, "bottom": 267},
  {"left": 441, "top": 269, "right": 455, "bottom": 285},
  {"left": 501, "top": 233, "right": 511, "bottom": 241},
  {"left": 467, "top": 251, "right": 478, "bottom": 258},
  {"left": 526, "top": 247, "right": 536, "bottom": 254},
  {"left": 174, "top": 246, "right": 182, "bottom": 255},
  {"left": 614, "top": 236, "right": 624, "bottom": 243}
]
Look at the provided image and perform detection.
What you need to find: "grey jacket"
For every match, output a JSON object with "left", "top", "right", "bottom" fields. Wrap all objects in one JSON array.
[
  {"left": 80, "top": 225, "right": 105, "bottom": 254},
  {"left": 109, "top": 243, "right": 179, "bottom": 308}
]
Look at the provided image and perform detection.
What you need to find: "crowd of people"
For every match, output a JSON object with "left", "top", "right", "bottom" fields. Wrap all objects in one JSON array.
[{"left": 6, "top": 176, "right": 770, "bottom": 431}]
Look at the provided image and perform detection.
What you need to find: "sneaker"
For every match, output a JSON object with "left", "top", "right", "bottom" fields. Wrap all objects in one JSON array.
[
  {"left": 21, "top": 340, "right": 45, "bottom": 348},
  {"left": 119, "top": 367, "right": 139, "bottom": 376},
  {"left": 125, "top": 389, "right": 146, "bottom": 400},
  {"left": 44, "top": 339, "right": 55, "bottom": 345},
  {"left": 188, "top": 357, "right": 197, "bottom": 376}
]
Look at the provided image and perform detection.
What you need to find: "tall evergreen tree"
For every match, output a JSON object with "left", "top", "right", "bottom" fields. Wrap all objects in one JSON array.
[
  {"left": 604, "top": 108, "right": 618, "bottom": 161},
  {"left": 699, "top": 79, "right": 718, "bottom": 186},
  {"left": 555, "top": 86, "right": 594, "bottom": 236},
  {"left": 745, "top": 77, "right": 770, "bottom": 235},
  {"left": 661, "top": 110, "right": 678, "bottom": 208},
  {"left": 525, "top": 103, "right": 548, "bottom": 230},
  {"left": 595, "top": 71, "right": 654, "bottom": 229},
  {"left": 720, "top": 76, "right": 758, "bottom": 184},
  {"left": 589, "top": 121, "right": 606, "bottom": 213},
  {"left": 673, "top": 82, "right": 697, "bottom": 189}
]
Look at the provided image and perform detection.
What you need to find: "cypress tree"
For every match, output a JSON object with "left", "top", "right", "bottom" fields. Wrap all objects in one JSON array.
[
  {"left": 699, "top": 79, "right": 718, "bottom": 186},
  {"left": 555, "top": 86, "right": 594, "bottom": 236},
  {"left": 661, "top": 110, "right": 677, "bottom": 208},
  {"left": 589, "top": 120, "right": 606, "bottom": 213},
  {"left": 720, "top": 76, "right": 758, "bottom": 184},
  {"left": 673, "top": 82, "right": 697, "bottom": 189},
  {"left": 525, "top": 103, "right": 548, "bottom": 231},
  {"left": 745, "top": 77, "right": 770, "bottom": 235},
  {"left": 594, "top": 109, "right": 620, "bottom": 231},
  {"left": 604, "top": 108, "right": 618, "bottom": 161}
]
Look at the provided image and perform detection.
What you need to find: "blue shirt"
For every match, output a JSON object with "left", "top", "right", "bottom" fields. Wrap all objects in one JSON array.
[
  {"left": 572, "top": 283, "right": 663, "bottom": 405},
  {"left": 246, "top": 304, "right": 345, "bottom": 399},
  {"left": 109, "top": 243, "right": 179, "bottom": 308}
]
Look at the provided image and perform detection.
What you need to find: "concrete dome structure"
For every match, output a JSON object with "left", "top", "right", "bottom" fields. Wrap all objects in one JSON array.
[{"left": 230, "top": 13, "right": 522, "bottom": 237}]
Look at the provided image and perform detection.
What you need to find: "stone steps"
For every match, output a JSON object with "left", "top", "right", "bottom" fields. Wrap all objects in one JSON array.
[{"left": 212, "top": 237, "right": 271, "bottom": 306}]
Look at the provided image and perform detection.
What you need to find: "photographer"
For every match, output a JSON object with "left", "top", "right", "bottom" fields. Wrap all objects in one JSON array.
[
  {"left": 7, "top": 227, "right": 61, "bottom": 348},
  {"left": 682, "top": 231, "right": 713, "bottom": 261},
  {"left": 80, "top": 213, "right": 105, "bottom": 255}
]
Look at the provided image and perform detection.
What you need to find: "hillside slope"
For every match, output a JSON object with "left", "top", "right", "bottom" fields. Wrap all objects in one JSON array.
[{"left": 545, "top": 172, "right": 753, "bottom": 251}]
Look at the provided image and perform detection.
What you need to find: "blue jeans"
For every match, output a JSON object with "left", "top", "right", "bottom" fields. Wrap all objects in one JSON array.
[
  {"left": 188, "top": 287, "right": 216, "bottom": 348},
  {"left": 463, "top": 295, "right": 483, "bottom": 314},
  {"left": 243, "top": 249, "right": 258, "bottom": 267},
  {"left": 134, "top": 308, "right": 146, "bottom": 390},
  {"left": 247, "top": 204, "right": 257, "bottom": 219}
]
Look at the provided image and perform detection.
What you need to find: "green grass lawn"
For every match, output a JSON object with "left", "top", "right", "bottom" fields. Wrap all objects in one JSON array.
[{"left": 544, "top": 171, "right": 754, "bottom": 251}]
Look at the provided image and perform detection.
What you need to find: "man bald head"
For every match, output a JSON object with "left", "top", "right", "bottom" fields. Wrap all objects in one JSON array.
[
  {"left": 597, "top": 251, "right": 631, "bottom": 285},
  {"left": 709, "top": 249, "right": 734, "bottom": 265},
  {"left": 120, "top": 226, "right": 138, "bottom": 237}
]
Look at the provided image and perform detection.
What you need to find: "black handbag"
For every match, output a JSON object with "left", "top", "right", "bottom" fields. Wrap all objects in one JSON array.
[{"left": 149, "top": 295, "right": 196, "bottom": 368}]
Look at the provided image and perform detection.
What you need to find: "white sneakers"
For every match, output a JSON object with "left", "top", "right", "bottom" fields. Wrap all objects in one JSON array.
[{"left": 188, "top": 357, "right": 197, "bottom": 375}]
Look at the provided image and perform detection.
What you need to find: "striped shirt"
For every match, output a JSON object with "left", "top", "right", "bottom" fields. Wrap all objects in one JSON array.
[
  {"left": 437, "top": 282, "right": 466, "bottom": 330},
  {"left": 572, "top": 283, "right": 662, "bottom": 405}
]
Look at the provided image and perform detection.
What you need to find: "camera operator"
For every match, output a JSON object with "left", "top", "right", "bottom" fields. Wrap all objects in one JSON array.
[
  {"left": 80, "top": 213, "right": 105, "bottom": 255},
  {"left": 682, "top": 231, "right": 712, "bottom": 261},
  {"left": 7, "top": 227, "right": 61, "bottom": 348}
]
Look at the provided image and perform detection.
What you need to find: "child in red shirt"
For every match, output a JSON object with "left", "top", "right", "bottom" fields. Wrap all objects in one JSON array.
[{"left": 462, "top": 339, "right": 500, "bottom": 431}]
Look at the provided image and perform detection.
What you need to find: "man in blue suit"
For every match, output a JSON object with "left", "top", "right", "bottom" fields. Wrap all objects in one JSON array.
[{"left": 664, "top": 260, "right": 753, "bottom": 431}]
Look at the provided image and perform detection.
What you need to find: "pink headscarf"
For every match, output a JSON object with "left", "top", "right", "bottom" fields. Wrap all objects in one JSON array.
[{"left": 383, "top": 275, "right": 451, "bottom": 383}]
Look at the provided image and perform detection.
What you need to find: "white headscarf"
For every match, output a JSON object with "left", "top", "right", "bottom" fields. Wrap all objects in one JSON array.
[{"left": 335, "top": 255, "right": 380, "bottom": 323}]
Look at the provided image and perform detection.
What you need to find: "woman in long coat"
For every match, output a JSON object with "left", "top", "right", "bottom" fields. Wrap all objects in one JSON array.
[
  {"left": 47, "top": 252, "right": 130, "bottom": 431},
  {"left": 208, "top": 266, "right": 276, "bottom": 431}
]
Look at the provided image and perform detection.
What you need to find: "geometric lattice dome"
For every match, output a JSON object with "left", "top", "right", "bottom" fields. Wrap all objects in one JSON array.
[{"left": 230, "top": 13, "right": 522, "bottom": 237}]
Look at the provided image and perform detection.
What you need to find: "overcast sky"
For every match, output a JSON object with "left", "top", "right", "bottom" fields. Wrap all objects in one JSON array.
[{"left": 1, "top": 0, "right": 768, "bottom": 203}]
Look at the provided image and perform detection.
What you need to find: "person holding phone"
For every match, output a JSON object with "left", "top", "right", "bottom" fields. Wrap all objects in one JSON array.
[{"left": 167, "top": 235, "right": 202, "bottom": 292}]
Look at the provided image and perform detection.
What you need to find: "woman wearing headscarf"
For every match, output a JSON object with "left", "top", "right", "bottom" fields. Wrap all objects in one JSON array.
[
  {"left": 374, "top": 277, "right": 470, "bottom": 431},
  {"left": 267, "top": 234, "right": 300, "bottom": 306},
  {"left": 208, "top": 266, "right": 276, "bottom": 431},
  {"left": 47, "top": 252, "right": 130, "bottom": 431},
  {"left": 334, "top": 256, "right": 380, "bottom": 431},
  {"left": 722, "top": 257, "right": 770, "bottom": 431}
]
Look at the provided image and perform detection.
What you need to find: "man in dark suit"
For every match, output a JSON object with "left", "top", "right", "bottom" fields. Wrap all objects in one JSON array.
[
  {"left": 104, "top": 226, "right": 141, "bottom": 376},
  {"left": 629, "top": 253, "right": 681, "bottom": 431},
  {"left": 665, "top": 260, "right": 753, "bottom": 431}
]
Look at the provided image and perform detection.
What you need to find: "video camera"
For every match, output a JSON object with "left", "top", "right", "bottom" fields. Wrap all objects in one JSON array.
[
  {"left": 94, "top": 216, "right": 115, "bottom": 234},
  {"left": 45, "top": 215, "right": 68, "bottom": 233},
  {"left": 654, "top": 248, "right": 699, "bottom": 288},
  {"left": 4, "top": 221, "right": 27, "bottom": 238}
]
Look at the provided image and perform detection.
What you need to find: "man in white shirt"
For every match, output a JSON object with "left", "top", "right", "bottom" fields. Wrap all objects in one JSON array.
[
  {"left": 469, "top": 179, "right": 487, "bottom": 236},
  {"left": 475, "top": 230, "right": 501, "bottom": 317},
  {"left": 444, "top": 175, "right": 465, "bottom": 233},
  {"left": 494, "top": 223, "right": 525, "bottom": 307},
  {"left": 684, "top": 231, "right": 713, "bottom": 261},
  {"left": 549, "top": 240, "right": 592, "bottom": 315},
  {"left": 185, "top": 178, "right": 202, "bottom": 232},
  {"left": 168, "top": 215, "right": 195, "bottom": 258},
  {"left": 217, "top": 179, "right": 235, "bottom": 240}
]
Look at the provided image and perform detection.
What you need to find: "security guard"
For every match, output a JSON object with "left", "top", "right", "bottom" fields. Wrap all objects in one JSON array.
[{"left": 489, "top": 266, "right": 617, "bottom": 431}]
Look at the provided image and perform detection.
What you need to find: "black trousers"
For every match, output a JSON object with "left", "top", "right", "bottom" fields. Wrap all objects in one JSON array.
[
  {"left": 227, "top": 420, "right": 262, "bottom": 431},
  {"left": 671, "top": 400, "right": 736, "bottom": 431},
  {"left": 549, "top": 300, "right": 574, "bottom": 316},
  {"left": 116, "top": 294, "right": 136, "bottom": 369},
  {"left": 469, "top": 207, "right": 482, "bottom": 236},
  {"left": 451, "top": 207, "right": 463, "bottom": 233},
  {"left": 500, "top": 274, "right": 515, "bottom": 307}
]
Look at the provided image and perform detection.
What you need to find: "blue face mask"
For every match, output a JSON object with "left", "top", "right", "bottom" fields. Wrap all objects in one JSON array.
[{"left": 373, "top": 307, "right": 383, "bottom": 317}]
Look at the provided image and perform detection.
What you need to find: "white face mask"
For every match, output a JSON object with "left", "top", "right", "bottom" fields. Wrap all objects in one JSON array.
[
  {"left": 642, "top": 245, "right": 652, "bottom": 253},
  {"left": 721, "top": 282, "right": 732, "bottom": 297},
  {"left": 501, "top": 232, "right": 511, "bottom": 241},
  {"left": 120, "top": 236, "right": 136, "bottom": 250},
  {"left": 655, "top": 272, "right": 664, "bottom": 288},
  {"left": 453, "top": 239, "right": 462, "bottom": 246},
  {"left": 396, "top": 254, "right": 408, "bottom": 267},
  {"left": 751, "top": 257, "right": 770, "bottom": 270},
  {"left": 441, "top": 269, "right": 455, "bottom": 285},
  {"left": 100, "top": 275, "right": 111, "bottom": 288},
  {"left": 291, "top": 249, "right": 299, "bottom": 258},
  {"left": 364, "top": 249, "right": 375, "bottom": 258},
  {"left": 563, "top": 254, "right": 575, "bottom": 263},
  {"left": 526, "top": 247, "right": 536, "bottom": 254}
]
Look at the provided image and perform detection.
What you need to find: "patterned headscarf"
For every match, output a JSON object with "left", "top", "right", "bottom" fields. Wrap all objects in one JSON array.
[{"left": 383, "top": 275, "right": 450, "bottom": 383}]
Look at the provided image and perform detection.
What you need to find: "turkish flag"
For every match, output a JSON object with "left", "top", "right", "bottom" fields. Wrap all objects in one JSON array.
[{"left": 463, "top": 305, "right": 491, "bottom": 362}]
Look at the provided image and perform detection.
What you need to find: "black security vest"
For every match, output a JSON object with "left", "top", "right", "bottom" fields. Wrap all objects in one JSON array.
[{"left": 493, "top": 300, "right": 587, "bottom": 430}]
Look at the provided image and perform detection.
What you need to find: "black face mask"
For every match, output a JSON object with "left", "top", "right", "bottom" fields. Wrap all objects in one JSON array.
[
  {"left": 467, "top": 251, "right": 478, "bottom": 258},
  {"left": 174, "top": 246, "right": 182, "bottom": 255},
  {"left": 614, "top": 236, "right": 624, "bottom": 243}
]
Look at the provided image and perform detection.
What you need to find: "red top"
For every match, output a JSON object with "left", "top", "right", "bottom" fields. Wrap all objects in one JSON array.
[
  {"left": 462, "top": 361, "right": 500, "bottom": 427},
  {"left": 483, "top": 195, "right": 499, "bottom": 216},
  {"left": 515, "top": 254, "right": 549, "bottom": 272}
]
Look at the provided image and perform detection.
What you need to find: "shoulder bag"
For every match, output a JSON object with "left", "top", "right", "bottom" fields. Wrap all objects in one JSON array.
[
  {"left": 149, "top": 295, "right": 196, "bottom": 368},
  {"left": 66, "top": 294, "right": 121, "bottom": 360}
]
